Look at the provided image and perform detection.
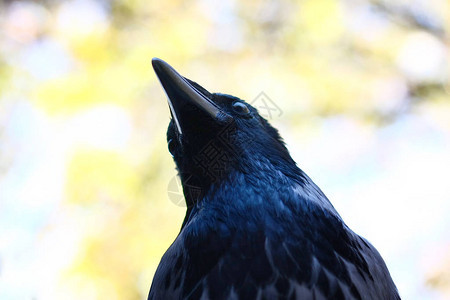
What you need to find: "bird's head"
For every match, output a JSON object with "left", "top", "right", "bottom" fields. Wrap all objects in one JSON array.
[{"left": 152, "top": 58, "right": 297, "bottom": 205}]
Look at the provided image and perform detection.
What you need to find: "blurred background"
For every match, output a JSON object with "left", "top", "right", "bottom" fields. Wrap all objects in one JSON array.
[{"left": 0, "top": 0, "right": 449, "bottom": 299}]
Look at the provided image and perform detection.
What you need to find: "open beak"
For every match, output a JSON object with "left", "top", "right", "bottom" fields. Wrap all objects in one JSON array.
[{"left": 152, "top": 58, "right": 232, "bottom": 135}]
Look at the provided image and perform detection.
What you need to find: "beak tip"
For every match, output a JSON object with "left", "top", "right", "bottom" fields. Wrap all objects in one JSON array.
[{"left": 151, "top": 57, "right": 163, "bottom": 71}]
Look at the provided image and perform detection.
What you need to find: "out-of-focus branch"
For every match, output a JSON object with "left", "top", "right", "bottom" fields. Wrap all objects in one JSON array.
[{"left": 370, "top": 0, "right": 448, "bottom": 41}]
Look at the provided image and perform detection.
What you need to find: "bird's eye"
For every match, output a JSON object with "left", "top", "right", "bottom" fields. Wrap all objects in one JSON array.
[
  {"left": 232, "top": 101, "right": 250, "bottom": 115},
  {"left": 168, "top": 139, "right": 176, "bottom": 156}
]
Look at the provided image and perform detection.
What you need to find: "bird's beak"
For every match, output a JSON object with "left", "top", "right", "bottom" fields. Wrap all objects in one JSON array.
[{"left": 152, "top": 58, "right": 232, "bottom": 135}]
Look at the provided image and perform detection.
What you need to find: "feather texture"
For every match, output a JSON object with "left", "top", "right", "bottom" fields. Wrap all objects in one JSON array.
[{"left": 149, "top": 58, "right": 400, "bottom": 300}]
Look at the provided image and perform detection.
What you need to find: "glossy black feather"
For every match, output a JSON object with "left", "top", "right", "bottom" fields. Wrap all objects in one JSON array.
[{"left": 149, "top": 60, "right": 400, "bottom": 300}]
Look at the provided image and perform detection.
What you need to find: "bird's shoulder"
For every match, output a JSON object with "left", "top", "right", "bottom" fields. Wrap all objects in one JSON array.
[
  {"left": 150, "top": 194, "right": 397, "bottom": 300},
  {"left": 149, "top": 177, "right": 400, "bottom": 300}
]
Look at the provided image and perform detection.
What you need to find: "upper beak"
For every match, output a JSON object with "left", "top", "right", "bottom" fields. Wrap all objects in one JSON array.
[{"left": 152, "top": 58, "right": 232, "bottom": 135}]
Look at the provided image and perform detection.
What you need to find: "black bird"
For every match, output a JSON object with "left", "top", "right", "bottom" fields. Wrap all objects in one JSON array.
[{"left": 149, "top": 58, "right": 400, "bottom": 300}]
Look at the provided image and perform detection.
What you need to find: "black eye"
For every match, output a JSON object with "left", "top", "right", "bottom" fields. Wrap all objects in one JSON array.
[
  {"left": 232, "top": 101, "right": 250, "bottom": 115},
  {"left": 168, "top": 139, "right": 176, "bottom": 156}
]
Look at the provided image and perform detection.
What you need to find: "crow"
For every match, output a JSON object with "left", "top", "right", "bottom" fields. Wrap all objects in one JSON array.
[{"left": 149, "top": 58, "right": 400, "bottom": 300}]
